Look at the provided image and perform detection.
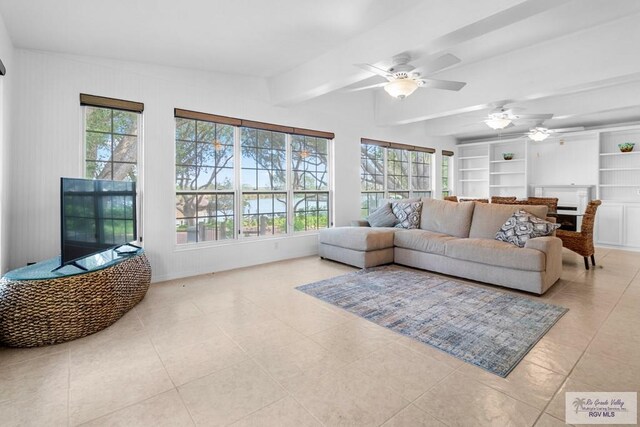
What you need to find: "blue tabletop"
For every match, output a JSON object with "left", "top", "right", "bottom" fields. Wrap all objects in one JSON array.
[{"left": 3, "top": 247, "right": 144, "bottom": 281}]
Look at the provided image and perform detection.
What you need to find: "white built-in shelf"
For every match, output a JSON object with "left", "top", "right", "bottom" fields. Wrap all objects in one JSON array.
[
  {"left": 490, "top": 171, "right": 525, "bottom": 175},
  {"left": 459, "top": 168, "right": 488, "bottom": 172},
  {"left": 599, "top": 168, "right": 640, "bottom": 171},
  {"left": 599, "top": 184, "right": 640, "bottom": 187},
  {"left": 490, "top": 159, "right": 525, "bottom": 163},
  {"left": 489, "top": 184, "right": 524, "bottom": 188},
  {"left": 459, "top": 155, "right": 489, "bottom": 160},
  {"left": 600, "top": 151, "right": 640, "bottom": 157},
  {"left": 460, "top": 179, "right": 488, "bottom": 182}
]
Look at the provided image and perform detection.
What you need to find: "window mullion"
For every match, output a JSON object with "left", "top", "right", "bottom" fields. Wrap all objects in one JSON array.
[
  {"left": 286, "top": 134, "right": 293, "bottom": 234},
  {"left": 235, "top": 126, "right": 242, "bottom": 239},
  {"left": 383, "top": 148, "right": 388, "bottom": 199},
  {"left": 408, "top": 151, "right": 413, "bottom": 198}
]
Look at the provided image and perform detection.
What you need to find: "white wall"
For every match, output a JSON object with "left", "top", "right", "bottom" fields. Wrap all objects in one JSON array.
[
  {"left": 527, "top": 134, "right": 599, "bottom": 187},
  {"left": 0, "top": 12, "right": 14, "bottom": 275},
  {"left": 8, "top": 49, "right": 455, "bottom": 281}
]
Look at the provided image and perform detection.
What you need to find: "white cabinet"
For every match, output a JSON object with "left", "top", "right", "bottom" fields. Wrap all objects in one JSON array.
[
  {"left": 596, "top": 203, "right": 624, "bottom": 246},
  {"left": 624, "top": 205, "right": 640, "bottom": 248}
]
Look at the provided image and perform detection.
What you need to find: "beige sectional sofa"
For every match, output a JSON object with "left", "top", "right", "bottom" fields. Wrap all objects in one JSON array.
[{"left": 318, "top": 198, "right": 562, "bottom": 295}]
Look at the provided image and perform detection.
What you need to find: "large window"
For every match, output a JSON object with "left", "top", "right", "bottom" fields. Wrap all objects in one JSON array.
[
  {"left": 360, "top": 139, "right": 434, "bottom": 217},
  {"left": 241, "top": 128, "right": 287, "bottom": 237},
  {"left": 442, "top": 150, "right": 454, "bottom": 198},
  {"left": 174, "top": 109, "right": 333, "bottom": 244},
  {"left": 175, "top": 118, "right": 235, "bottom": 244},
  {"left": 83, "top": 99, "right": 141, "bottom": 182}
]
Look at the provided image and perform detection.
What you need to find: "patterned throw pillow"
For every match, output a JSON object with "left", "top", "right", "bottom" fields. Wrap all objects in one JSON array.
[
  {"left": 367, "top": 203, "right": 398, "bottom": 228},
  {"left": 392, "top": 202, "right": 422, "bottom": 229},
  {"left": 495, "top": 210, "right": 561, "bottom": 247}
]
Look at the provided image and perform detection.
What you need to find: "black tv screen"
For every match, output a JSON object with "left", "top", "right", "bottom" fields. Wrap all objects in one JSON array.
[{"left": 60, "top": 178, "right": 137, "bottom": 266}]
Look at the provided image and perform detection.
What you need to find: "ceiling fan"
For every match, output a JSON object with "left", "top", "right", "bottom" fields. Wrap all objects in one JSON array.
[
  {"left": 350, "top": 53, "right": 467, "bottom": 99},
  {"left": 483, "top": 103, "right": 554, "bottom": 130},
  {"left": 519, "top": 125, "right": 585, "bottom": 141}
]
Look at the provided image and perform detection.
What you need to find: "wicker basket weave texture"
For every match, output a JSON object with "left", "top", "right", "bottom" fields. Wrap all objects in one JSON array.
[
  {"left": 556, "top": 200, "right": 602, "bottom": 257},
  {"left": 0, "top": 253, "right": 151, "bottom": 347}
]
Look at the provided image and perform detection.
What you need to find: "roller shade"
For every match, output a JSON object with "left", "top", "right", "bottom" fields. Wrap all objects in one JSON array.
[
  {"left": 175, "top": 108, "right": 334, "bottom": 139},
  {"left": 80, "top": 93, "right": 144, "bottom": 113},
  {"left": 442, "top": 150, "right": 455, "bottom": 156},
  {"left": 361, "top": 138, "right": 435, "bottom": 153}
]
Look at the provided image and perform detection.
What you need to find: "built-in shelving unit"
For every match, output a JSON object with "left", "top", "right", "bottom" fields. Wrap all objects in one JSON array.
[
  {"left": 598, "top": 129, "right": 640, "bottom": 203},
  {"left": 488, "top": 139, "right": 528, "bottom": 199},
  {"left": 457, "top": 144, "right": 490, "bottom": 198}
]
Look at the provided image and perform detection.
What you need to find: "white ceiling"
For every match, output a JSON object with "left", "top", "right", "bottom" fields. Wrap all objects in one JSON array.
[{"left": 1, "top": 0, "right": 640, "bottom": 141}]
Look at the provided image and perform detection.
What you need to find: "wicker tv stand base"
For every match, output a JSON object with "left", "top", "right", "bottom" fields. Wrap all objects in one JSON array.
[{"left": 0, "top": 252, "right": 151, "bottom": 347}]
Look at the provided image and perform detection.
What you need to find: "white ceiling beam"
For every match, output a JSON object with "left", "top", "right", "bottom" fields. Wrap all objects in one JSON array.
[
  {"left": 268, "top": 0, "right": 566, "bottom": 106},
  {"left": 374, "top": 11, "right": 640, "bottom": 126}
]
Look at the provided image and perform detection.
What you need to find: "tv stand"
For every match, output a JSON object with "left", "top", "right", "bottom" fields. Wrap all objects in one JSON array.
[{"left": 0, "top": 248, "right": 151, "bottom": 347}]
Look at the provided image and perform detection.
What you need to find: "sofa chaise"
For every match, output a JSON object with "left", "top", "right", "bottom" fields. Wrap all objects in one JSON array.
[{"left": 318, "top": 198, "right": 562, "bottom": 295}]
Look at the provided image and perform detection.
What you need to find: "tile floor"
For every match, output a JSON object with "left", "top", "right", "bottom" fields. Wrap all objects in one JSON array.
[{"left": 1, "top": 247, "right": 639, "bottom": 426}]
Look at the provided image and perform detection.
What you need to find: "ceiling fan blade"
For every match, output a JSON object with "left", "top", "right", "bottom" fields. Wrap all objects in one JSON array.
[
  {"left": 514, "top": 113, "right": 554, "bottom": 120},
  {"left": 355, "top": 63, "right": 392, "bottom": 79},
  {"left": 419, "top": 78, "right": 466, "bottom": 91},
  {"left": 345, "top": 82, "right": 387, "bottom": 92},
  {"left": 415, "top": 53, "right": 462, "bottom": 75}
]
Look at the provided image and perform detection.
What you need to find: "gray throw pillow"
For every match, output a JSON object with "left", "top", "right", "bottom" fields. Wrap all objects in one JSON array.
[
  {"left": 367, "top": 203, "right": 398, "bottom": 228},
  {"left": 392, "top": 202, "right": 422, "bottom": 229},
  {"left": 495, "top": 210, "right": 561, "bottom": 247}
]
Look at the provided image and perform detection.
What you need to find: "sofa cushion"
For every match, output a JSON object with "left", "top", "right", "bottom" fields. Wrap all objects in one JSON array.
[
  {"left": 318, "top": 227, "right": 395, "bottom": 251},
  {"left": 420, "top": 198, "right": 475, "bottom": 238},
  {"left": 394, "top": 229, "right": 458, "bottom": 255},
  {"left": 367, "top": 203, "right": 398, "bottom": 228},
  {"left": 445, "top": 238, "right": 545, "bottom": 271},
  {"left": 495, "top": 210, "right": 561, "bottom": 247},
  {"left": 469, "top": 203, "right": 548, "bottom": 239},
  {"left": 392, "top": 202, "right": 422, "bottom": 229}
]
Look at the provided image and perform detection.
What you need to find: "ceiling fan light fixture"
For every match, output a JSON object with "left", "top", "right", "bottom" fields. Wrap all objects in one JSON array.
[
  {"left": 484, "top": 116, "right": 512, "bottom": 130},
  {"left": 384, "top": 78, "right": 418, "bottom": 99},
  {"left": 528, "top": 127, "right": 550, "bottom": 141}
]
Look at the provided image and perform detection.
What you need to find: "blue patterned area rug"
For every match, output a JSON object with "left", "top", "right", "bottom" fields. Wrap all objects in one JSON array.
[{"left": 296, "top": 266, "right": 568, "bottom": 377}]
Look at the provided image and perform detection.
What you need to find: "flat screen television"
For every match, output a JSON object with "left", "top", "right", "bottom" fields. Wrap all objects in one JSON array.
[{"left": 59, "top": 178, "right": 137, "bottom": 268}]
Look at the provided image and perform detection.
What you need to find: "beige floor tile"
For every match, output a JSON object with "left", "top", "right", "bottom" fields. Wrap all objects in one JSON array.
[
  {"left": 178, "top": 359, "right": 286, "bottom": 426},
  {"left": 229, "top": 396, "right": 321, "bottom": 427},
  {"left": 570, "top": 352, "right": 640, "bottom": 392},
  {"left": 395, "top": 336, "right": 464, "bottom": 370},
  {"left": 352, "top": 341, "right": 454, "bottom": 401},
  {"left": 137, "top": 300, "right": 203, "bottom": 331},
  {"left": 148, "top": 314, "right": 226, "bottom": 355},
  {"left": 456, "top": 359, "right": 566, "bottom": 409},
  {"left": 287, "top": 364, "right": 410, "bottom": 426},
  {"left": 524, "top": 336, "right": 584, "bottom": 375},
  {"left": 273, "top": 303, "right": 352, "bottom": 336},
  {"left": 189, "top": 290, "right": 251, "bottom": 315},
  {"left": 535, "top": 413, "right": 571, "bottom": 427},
  {"left": 414, "top": 371, "right": 540, "bottom": 427},
  {"left": 157, "top": 335, "right": 248, "bottom": 386},
  {"left": 251, "top": 337, "right": 348, "bottom": 384},
  {"left": 587, "top": 330, "right": 640, "bottom": 368},
  {"left": 546, "top": 378, "right": 599, "bottom": 422},
  {"left": 81, "top": 389, "right": 194, "bottom": 426},
  {"left": 0, "top": 351, "right": 69, "bottom": 404},
  {"left": 69, "top": 364, "right": 174, "bottom": 425},
  {"left": 309, "top": 320, "right": 399, "bottom": 363},
  {"left": 219, "top": 317, "right": 306, "bottom": 355},
  {"left": 0, "top": 343, "right": 68, "bottom": 368},
  {"left": 0, "top": 393, "right": 68, "bottom": 427},
  {"left": 381, "top": 404, "right": 446, "bottom": 427}
]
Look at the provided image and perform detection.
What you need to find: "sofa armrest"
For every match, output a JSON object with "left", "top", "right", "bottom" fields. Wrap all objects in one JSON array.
[
  {"left": 525, "top": 236, "right": 563, "bottom": 287},
  {"left": 524, "top": 236, "right": 561, "bottom": 254},
  {"left": 351, "top": 220, "right": 371, "bottom": 227}
]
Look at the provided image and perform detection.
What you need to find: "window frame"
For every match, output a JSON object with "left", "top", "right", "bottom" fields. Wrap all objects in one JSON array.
[
  {"left": 81, "top": 102, "right": 144, "bottom": 245},
  {"left": 173, "top": 111, "right": 333, "bottom": 247},
  {"left": 442, "top": 150, "right": 454, "bottom": 198},
  {"left": 360, "top": 140, "right": 434, "bottom": 217}
]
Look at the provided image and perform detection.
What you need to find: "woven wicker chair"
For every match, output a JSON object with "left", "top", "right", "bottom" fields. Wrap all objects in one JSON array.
[
  {"left": 556, "top": 200, "right": 602, "bottom": 270},
  {"left": 527, "top": 197, "right": 559, "bottom": 212},
  {"left": 490, "top": 196, "right": 517, "bottom": 204},
  {"left": 443, "top": 196, "right": 458, "bottom": 202}
]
